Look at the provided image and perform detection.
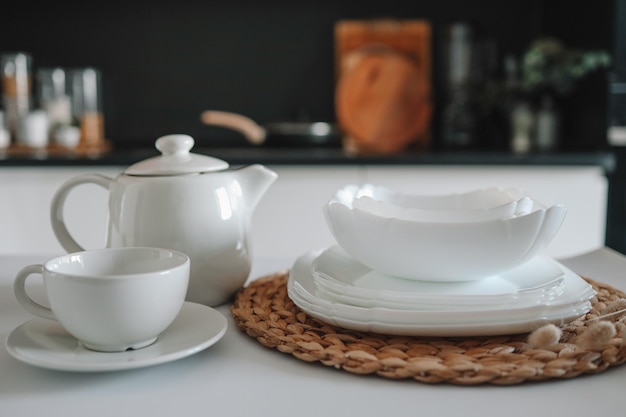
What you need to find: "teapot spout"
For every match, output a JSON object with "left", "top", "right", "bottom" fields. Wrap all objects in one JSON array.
[{"left": 238, "top": 164, "right": 278, "bottom": 210}]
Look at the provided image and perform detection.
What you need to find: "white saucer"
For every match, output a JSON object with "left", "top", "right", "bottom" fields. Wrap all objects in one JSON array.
[{"left": 5, "top": 302, "right": 227, "bottom": 372}]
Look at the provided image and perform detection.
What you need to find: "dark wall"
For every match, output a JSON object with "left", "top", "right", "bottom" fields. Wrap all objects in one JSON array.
[
  {"left": 542, "top": 1, "right": 615, "bottom": 151},
  {"left": 0, "top": 0, "right": 614, "bottom": 149}
]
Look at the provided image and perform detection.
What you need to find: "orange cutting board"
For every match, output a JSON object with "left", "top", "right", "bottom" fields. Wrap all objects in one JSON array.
[{"left": 334, "top": 20, "right": 432, "bottom": 154}]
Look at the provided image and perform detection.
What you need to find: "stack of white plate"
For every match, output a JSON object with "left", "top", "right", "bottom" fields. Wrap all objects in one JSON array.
[
  {"left": 287, "top": 246, "right": 595, "bottom": 337},
  {"left": 287, "top": 185, "right": 596, "bottom": 337}
]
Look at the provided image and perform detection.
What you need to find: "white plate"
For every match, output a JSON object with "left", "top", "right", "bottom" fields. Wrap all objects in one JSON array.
[
  {"left": 5, "top": 302, "right": 227, "bottom": 372},
  {"left": 288, "top": 250, "right": 594, "bottom": 337},
  {"left": 315, "top": 283, "right": 565, "bottom": 311},
  {"left": 294, "top": 272, "right": 592, "bottom": 324},
  {"left": 300, "top": 249, "right": 594, "bottom": 319},
  {"left": 290, "top": 291, "right": 589, "bottom": 337},
  {"left": 313, "top": 245, "right": 566, "bottom": 309}
]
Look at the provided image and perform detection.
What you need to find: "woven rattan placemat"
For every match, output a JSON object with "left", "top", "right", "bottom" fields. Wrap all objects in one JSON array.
[{"left": 231, "top": 271, "right": 626, "bottom": 385}]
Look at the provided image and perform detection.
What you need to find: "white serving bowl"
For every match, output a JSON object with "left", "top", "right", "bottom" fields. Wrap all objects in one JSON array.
[
  {"left": 338, "top": 184, "right": 528, "bottom": 211},
  {"left": 353, "top": 195, "right": 535, "bottom": 223},
  {"left": 324, "top": 185, "right": 567, "bottom": 282}
]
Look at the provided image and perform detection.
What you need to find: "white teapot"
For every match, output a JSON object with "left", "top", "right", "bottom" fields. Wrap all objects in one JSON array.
[{"left": 50, "top": 134, "right": 278, "bottom": 306}]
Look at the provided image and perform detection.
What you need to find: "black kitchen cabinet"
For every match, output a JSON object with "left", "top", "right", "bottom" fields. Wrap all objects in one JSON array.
[{"left": 0, "top": 0, "right": 615, "bottom": 150}]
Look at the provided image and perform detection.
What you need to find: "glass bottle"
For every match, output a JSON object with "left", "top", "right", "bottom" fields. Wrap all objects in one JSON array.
[
  {"left": 70, "top": 67, "right": 104, "bottom": 147},
  {"left": 1, "top": 52, "right": 32, "bottom": 144}
]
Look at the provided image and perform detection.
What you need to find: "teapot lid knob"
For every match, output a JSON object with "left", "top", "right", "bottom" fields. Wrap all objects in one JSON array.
[
  {"left": 125, "top": 134, "right": 229, "bottom": 176},
  {"left": 155, "top": 134, "right": 194, "bottom": 155}
]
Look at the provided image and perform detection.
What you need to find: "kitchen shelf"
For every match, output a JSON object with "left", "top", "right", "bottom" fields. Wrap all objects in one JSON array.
[{"left": 0, "top": 146, "right": 616, "bottom": 174}]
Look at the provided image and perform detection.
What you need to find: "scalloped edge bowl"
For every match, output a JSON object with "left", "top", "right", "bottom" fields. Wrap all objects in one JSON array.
[{"left": 324, "top": 185, "right": 567, "bottom": 282}]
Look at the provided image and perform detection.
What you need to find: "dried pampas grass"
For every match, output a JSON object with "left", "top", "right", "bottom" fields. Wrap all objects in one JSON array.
[
  {"left": 527, "top": 324, "right": 562, "bottom": 348},
  {"left": 527, "top": 298, "right": 626, "bottom": 350}
]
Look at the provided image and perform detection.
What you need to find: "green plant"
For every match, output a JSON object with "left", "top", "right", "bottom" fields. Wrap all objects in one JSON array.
[{"left": 521, "top": 37, "right": 611, "bottom": 96}]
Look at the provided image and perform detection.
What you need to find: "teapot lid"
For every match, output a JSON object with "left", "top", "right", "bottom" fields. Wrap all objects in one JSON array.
[{"left": 125, "top": 134, "right": 229, "bottom": 176}]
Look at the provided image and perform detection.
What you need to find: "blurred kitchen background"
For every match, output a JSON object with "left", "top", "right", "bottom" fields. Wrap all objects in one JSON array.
[
  {"left": 0, "top": 0, "right": 618, "bottom": 152},
  {"left": 5, "top": 0, "right": 626, "bottom": 255}
]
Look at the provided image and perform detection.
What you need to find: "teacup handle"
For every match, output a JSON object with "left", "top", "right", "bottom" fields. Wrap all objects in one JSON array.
[
  {"left": 50, "top": 174, "right": 114, "bottom": 253},
  {"left": 14, "top": 265, "right": 55, "bottom": 320}
]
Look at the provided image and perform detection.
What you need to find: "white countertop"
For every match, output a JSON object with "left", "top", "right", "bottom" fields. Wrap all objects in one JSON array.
[{"left": 1, "top": 248, "right": 625, "bottom": 417}]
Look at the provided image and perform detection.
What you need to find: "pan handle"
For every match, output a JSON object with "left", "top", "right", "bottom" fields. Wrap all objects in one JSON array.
[{"left": 200, "top": 110, "right": 266, "bottom": 145}]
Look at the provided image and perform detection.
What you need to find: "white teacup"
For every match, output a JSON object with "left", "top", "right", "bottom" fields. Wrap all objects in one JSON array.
[{"left": 13, "top": 247, "right": 190, "bottom": 352}]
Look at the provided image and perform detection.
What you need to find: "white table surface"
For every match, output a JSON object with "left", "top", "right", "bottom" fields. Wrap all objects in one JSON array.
[{"left": 1, "top": 248, "right": 625, "bottom": 417}]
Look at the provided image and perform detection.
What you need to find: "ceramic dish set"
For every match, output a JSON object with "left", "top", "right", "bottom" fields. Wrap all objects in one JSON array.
[
  {"left": 288, "top": 184, "right": 596, "bottom": 337},
  {"left": 3, "top": 163, "right": 598, "bottom": 371},
  {"left": 5, "top": 135, "right": 278, "bottom": 372}
]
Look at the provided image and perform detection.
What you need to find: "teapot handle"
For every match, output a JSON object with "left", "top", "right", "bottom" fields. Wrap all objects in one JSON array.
[{"left": 50, "top": 174, "right": 114, "bottom": 253}]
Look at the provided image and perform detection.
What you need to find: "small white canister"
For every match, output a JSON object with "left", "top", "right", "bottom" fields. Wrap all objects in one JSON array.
[
  {"left": 53, "top": 125, "right": 80, "bottom": 148},
  {"left": 18, "top": 110, "right": 49, "bottom": 148},
  {"left": 0, "top": 110, "right": 9, "bottom": 148}
]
